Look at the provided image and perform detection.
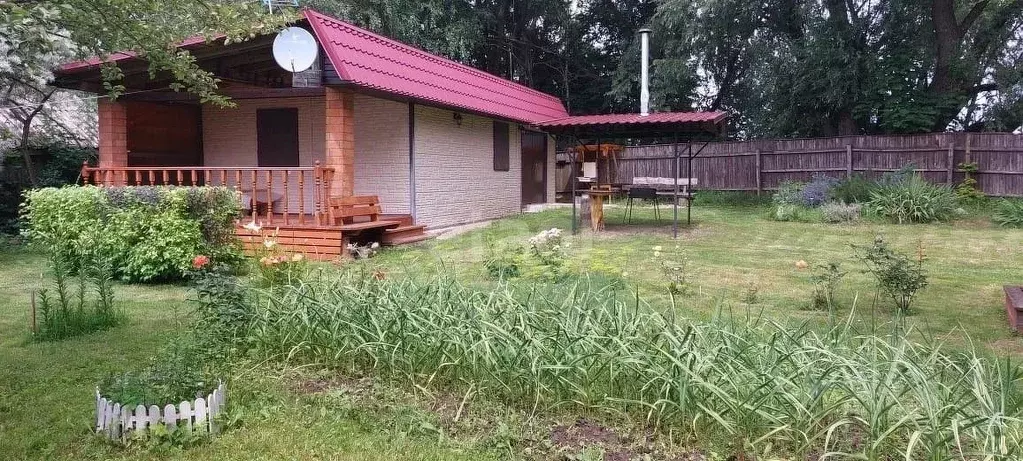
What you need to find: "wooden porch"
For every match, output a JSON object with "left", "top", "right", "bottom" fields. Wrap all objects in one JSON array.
[{"left": 80, "top": 164, "right": 429, "bottom": 259}]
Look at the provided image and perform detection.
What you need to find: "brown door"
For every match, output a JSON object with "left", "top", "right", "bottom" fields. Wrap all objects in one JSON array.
[
  {"left": 521, "top": 131, "right": 548, "bottom": 206},
  {"left": 256, "top": 108, "right": 300, "bottom": 167}
]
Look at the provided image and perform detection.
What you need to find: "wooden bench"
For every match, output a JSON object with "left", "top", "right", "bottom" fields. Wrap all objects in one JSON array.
[
  {"left": 1005, "top": 286, "right": 1023, "bottom": 332},
  {"left": 327, "top": 195, "right": 400, "bottom": 249}
]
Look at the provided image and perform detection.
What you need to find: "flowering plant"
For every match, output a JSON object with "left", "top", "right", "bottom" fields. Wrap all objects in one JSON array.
[
  {"left": 242, "top": 221, "right": 307, "bottom": 287},
  {"left": 526, "top": 228, "right": 567, "bottom": 281}
]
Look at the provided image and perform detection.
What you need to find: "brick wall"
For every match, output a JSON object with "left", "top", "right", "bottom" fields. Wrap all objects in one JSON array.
[
  {"left": 353, "top": 95, "right": 410, "bottom": 214},
  {"left": 98, "top": 99, "right": 128, "bottom": 168},
  {"left": 412, "top": 105, "right": 523, "bottom": 228}
]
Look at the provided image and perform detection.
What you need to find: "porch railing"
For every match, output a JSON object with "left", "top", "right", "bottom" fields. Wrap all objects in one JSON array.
[{"left": 80, "top": 161, "right": 336, "bottom": 226}]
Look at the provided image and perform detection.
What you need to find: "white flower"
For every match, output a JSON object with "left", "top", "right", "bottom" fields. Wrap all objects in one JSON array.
[
  {"left": 652, "top": 246, "right": 663, "bottom": 252},
  {"left": 370, "top": 242, "right": 380, "bottom": 249},
  {"left": 263, "top": 239, "right": 276, "bottom": 249}
]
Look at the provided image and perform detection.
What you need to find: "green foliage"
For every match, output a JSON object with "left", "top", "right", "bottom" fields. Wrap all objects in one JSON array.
[
  {"left": 770, "top": 181, "right": 824, "bottom": 222},
  {"left": 232, "top": 271, "right": 1023, "bottom": 459},
  {"left": 0, "top": 144, "right": 96, "bottom": 234},
  {"left": 830, "top": 174, "right": 876, "bottom": 204},
  {"left": 99, "top": 338, "right": 218, "bottom": 408},
  {"left": 655, "top": 245, "right": 694, "bottom": 296},
  {"left": 993, "top": 199, "right": 1023, "bottom": 228},
  {"left": 34, "top": 253, "right": 124, "bottom": 341},
  {"left": 867, "top": 175, "right": 959, "bottom": 224},
  {"left": 526, "top": 228, "right": 567, "bottom": 281},
  {"left": 955, "top": 162, "right": 985, "bottom": 203},
  {"left": 22, "top": 186, "right": 241, "bottom": 283},
  {"left": 808, "top": 262, "right": 845, "bottom": 310},
  {"left": 819, "top": 202, "right": 862, "bottom": 223},
  {"left": 855, "top": 237, "right": 928, "bottom": 314},
  {"left": 483, "top": 235, "right": 523, "bottom": 280}
]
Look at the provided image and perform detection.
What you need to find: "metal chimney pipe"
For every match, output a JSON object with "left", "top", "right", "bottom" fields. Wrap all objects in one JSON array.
[{"left": 638, "top": 28, "right": 651, "bottom": 116}]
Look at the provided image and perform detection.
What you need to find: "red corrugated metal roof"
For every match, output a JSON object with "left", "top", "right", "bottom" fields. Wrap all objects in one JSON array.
[
  {"left": 304, "top": 10, "right": 567, "bottom": 124},
  {"left": 535, "top": 111, "right": 728, "bottom": 127},
  {"left": 58, "top": 35, "right": 223, "bottom": 73}
]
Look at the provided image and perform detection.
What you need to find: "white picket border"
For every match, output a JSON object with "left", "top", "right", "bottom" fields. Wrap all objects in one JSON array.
[{"left": 94, "top": 382, "right": 226, "bottom": 442}]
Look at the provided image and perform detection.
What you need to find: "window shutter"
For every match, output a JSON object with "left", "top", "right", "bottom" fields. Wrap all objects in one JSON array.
[{"left": 493, "top": 121, "right": 510, "bottom": 171}]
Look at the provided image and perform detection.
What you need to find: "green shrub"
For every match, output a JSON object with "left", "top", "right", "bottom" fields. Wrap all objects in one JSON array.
[
  {"left": 830, "top": 174, "right": 876, "bottom": 204},
  {"left": 993, "top": 199, "right": 1023, "bottom": 228},
  {"left": 819, "top": 202, "right": 861, "bottom": 223},
  {"left": 854, "top": 236, "right": 928, "bottom": 314},
  {"left": 693, "top": 191, "right": 771, "bottom": 207},
  {"left": 808, "top": 262, "right": 845, "bottom": 310},
  {"left": 483, "top": 235, "right": 523, "bottom": 280},
  {"left": 22, "top": 186, "right": 241, "bottom": 282},
  {"left": 867, "top": 175, "right": 958, "bottom": 223}
]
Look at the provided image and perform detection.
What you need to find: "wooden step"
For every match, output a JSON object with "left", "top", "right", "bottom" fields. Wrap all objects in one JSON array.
[
  {"left": 382, "top": 225, "right": 430, "bottom": 246},
  {"left": 382, "top": 233, "right": 433, "bottom": 246}
]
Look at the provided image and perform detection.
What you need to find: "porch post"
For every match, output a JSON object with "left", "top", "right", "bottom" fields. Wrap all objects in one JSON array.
[
  {"left": 97, "top": 98, "right": 128, "bottom": 170},
  {"left": 324, "top": 87, "right": 355, "bottom": 197}
]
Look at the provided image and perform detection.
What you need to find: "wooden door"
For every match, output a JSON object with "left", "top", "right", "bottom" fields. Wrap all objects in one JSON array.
[
  {"left": 256, "top": 108, "right": 300, "bottom": 167},
  {"left": 521, "top": 131, "right": 548, "bottom": 206}
]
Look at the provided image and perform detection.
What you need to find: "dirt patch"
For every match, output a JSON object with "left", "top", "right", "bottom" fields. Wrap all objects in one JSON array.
[
  {"left": 293, "top": 375, "right": 374, "bottom": 397},
  {"left": 547, "top": 419, "right": 705, "bottom": 461}
]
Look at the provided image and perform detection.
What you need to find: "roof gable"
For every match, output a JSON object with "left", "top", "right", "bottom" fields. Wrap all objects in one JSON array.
[{"left": 304, "top": 10, "right": 568, "bottom": 124}]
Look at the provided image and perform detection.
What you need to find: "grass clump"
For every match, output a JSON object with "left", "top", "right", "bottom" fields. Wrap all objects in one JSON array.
[
  {"left": 868, "top": 175, "right": 959, "bottom": 223},
  {"left": 236, "top": 271, "right": 1023, "bottom": 460},
  {"left": 993, "top": 199, "right": 1023, "bottom": 228}
]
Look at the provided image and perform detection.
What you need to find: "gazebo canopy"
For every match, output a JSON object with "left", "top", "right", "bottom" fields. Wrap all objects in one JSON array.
[{"left": 534, "top": 111, "right": 727, "bottom": 139}]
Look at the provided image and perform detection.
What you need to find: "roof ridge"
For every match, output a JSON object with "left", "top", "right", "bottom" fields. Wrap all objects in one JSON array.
[
  {"left": 329, "top": 40, "right": 565, "bottom": 113},
  {"left": 305, "top": 9, "right": 564, "bottom": 105}
]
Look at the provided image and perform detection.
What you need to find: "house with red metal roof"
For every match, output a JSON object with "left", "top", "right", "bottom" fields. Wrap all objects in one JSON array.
[{"left": 52, "top": 9, "right": 724, "bottom": 256}]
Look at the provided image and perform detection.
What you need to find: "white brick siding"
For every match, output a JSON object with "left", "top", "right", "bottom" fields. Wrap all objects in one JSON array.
[
  {"left": 412, "top": 105, "right": 523, "bottom": 228},
  {"left": 353, "top": 94, "right": 410, "bottom": 214},
  {"left": 200, "top": 93, "right": 553, "bottom": 228}
]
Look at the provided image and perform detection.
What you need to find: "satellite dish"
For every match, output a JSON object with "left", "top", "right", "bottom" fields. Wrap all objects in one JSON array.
[{"left": 272, "top": 27, "right": 318, "bottom": 73}]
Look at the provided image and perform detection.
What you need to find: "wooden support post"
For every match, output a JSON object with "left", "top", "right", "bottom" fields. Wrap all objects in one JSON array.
[
  {"left": 947, "top": 142, "right": 955, "bottom": 185},
  {"left": 754, "top": 149, "right": 762, "bottom": 195},
  {"left": 846, "top": 144, "right": 853, "bottom": 178}
]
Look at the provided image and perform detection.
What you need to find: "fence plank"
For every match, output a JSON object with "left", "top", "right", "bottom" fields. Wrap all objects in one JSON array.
[
  {"left": 164, "top": 404, "right": 178, "bottom": 431},
  {"left": 180, "top": 401, "right": 193, "bottom": 433},
  {"left": 557, "top": 133, "right": 1023, "bottom": 196},
  {"left": 134, "top": 404, "right": 148, "bottom": 432}
]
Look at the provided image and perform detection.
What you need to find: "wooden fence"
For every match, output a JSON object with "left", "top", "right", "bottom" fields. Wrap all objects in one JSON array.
[
  {"left": 95, "top": 382, "right": 226, "bottom": 441},
  {"left": 556, "top": 133, "right": 1023, "bottom": 197}
]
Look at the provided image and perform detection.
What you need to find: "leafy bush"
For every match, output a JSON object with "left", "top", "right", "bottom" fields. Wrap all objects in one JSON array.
[
  {"left": 527, "top": 228, "right": 567, "bottom": 281},
  {"left": 808, "top": 262, "right": 845, "bottom": 310},
  {"left": 0, "top": 144, "right": 97, "bottom": 234},
  {"left": 855, "top": 236, "right": 928, "bottom": 314},
  {"left": 234, "top": 272, "right": 1023, "bottom": 459},
  {"left": 830, "top": 174, "right": 876, "bottom": 204},
  {"left": 483, "top": 235, "right": 523, "bottom": 279},
  {"left": 867, "top": 175, "right": 958, "bottom": 223},
  {"left": 819, "top": 202, "right": 861, "bottom": 223},
  {"left": 34, "top": 253, "right": 124, "bottom": 341},
  {"left": 22, "top": 186, "right": 241, "bottom": 282},
  {"left": 772, "top": 181, "right": 804, "bottom": 207},
  {"left": 655, "top": 245, "right": 694, "bottom": 295},
  {"left": 801, "top": 174, "right": 839, "bottom": 207},
  {"left": 993, "top": 199, "right": 1023, "bottom": 228}
]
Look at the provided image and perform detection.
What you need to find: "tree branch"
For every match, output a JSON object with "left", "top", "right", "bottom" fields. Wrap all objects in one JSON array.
[{"left": 958, "top": 1, "right": 990, "bottom": 38}]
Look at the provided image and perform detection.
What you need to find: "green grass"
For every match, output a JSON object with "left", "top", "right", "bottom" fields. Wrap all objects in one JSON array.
[
  {"left": 1, "top": 202, "right": 1022, "bottom": 459},
  {"left": 370, "top": 205, "right": 1023, "bottom": 354}
]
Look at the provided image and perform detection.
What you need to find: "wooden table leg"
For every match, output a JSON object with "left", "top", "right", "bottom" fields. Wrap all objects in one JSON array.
[{"left": 590, "top": 194, "right": 604, "bottom": 231}]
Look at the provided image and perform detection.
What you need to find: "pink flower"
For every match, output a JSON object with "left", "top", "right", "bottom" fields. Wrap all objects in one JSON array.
[{"left": 192, "top": 255, "right": 210, "bottom": 269}]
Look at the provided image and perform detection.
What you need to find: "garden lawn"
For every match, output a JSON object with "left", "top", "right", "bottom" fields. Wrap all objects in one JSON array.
[{"left": 1, "top": 200, "right": 1021, "bottom": 459}]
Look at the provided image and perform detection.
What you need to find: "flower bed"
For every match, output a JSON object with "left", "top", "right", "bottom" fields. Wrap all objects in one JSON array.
[{"left": 95, "top": 382, "right": 226, "bottom": 442}]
